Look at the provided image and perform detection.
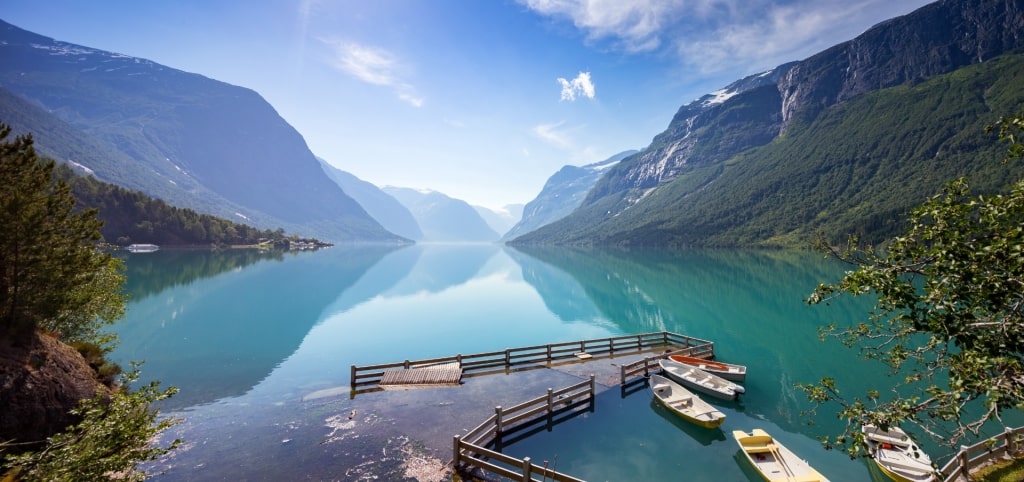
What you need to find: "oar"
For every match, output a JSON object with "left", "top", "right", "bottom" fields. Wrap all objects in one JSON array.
[{"left": 767, "top": 443, "right": 797, "bottom": 482}]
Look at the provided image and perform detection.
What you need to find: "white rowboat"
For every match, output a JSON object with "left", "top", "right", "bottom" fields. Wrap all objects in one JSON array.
[
  {"left": 862, "top": 425, "right": 936, "bottom": 482},
  {"left": 659, "top": 358, "right": 744, "bottom": 401}
]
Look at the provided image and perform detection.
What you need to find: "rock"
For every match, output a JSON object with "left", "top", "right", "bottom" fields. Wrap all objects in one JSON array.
[{"left": 0, "top": 332, "right": 110, "bottom": 448}]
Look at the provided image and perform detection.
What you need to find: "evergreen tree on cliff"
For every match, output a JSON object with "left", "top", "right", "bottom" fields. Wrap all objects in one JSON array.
[
  {"left": 0, "top": 123, "right": 179, "bottom": 480},
  {"left": 0, "top": 124, "right": 124, "bottom": 344}
]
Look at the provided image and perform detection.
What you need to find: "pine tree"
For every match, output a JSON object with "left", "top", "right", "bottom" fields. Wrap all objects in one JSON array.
[{"left": 0, "top": 123, "right": 124, "bottom": 345}]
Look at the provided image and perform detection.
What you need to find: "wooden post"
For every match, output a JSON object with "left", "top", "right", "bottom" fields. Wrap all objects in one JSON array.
[
  {"left": 547, "top": 344, "right": 552, "bottom": 362},
  {"left": 589, "top": 374, "right": 596, "bottom": 407},
  {"left": 350, "top": 365, "right": 357, "bottom": 388},
  {"left": 522, "top": 456, "right": 532, "bottom": 482},
  {"left": 1005, "top": 426, "right": 1015, "bottom": 455},
  {"left": 404, "top": 359, "right": 410, "bottom": 369},
  {"left": 636, "top": 334, "right": 642, "bottom": 349},
  {"left": 620, "top": 364, "right": 627, "bottom": 385},
  {"left": 547, "top": 388, "right": 554, "bottom": 416},
  {"left": 608, "top": 337, "right": 614, "bottom": 354},
  {"left": 505, "top": 349, "right": 511, "bottom": 367},
  {"left": 456, "top": 353, "right": 462, "bottom": 367},
  {"left": 958, "top": 446, "right": 969, "bottom": 478},
  {"left": 495, "top": 406, "right": 503, "bottom": 433},
  {"left": 452, "top": 435, "right": 461, "bottom": 467}
]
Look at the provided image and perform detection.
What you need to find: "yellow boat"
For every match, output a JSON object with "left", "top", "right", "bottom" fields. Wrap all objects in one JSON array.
[{"left": 733, "top": 428, "right": 830, "bottom": 482}]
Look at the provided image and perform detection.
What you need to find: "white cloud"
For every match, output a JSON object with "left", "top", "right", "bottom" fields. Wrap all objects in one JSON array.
[
  {"left": 521, "top": 0, "right": 932, "bottom": 75},
  {"left": 321, "top": 39, "right": 424, "bottom": 107},
  {"left": 557, "top": 71, "right": 595, "bottom": 101},
  {"left": 521, "top": 0, "right": 684, "bottom": 52}
]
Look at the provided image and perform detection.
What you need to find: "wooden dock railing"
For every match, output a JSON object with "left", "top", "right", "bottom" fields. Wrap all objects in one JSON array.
[
  {"left": 453, "top": 375, "right": 595, "bottom": 482},
  {"left": 938, "top": 425, "right": 1024, "bottom": 481},
  {"left": 350, "top": 330, "right": 714, "bottom": 389}
]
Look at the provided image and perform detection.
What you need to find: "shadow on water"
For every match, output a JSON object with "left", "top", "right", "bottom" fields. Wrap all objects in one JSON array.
[{"left": 111, "top": 244, "right": 412, "bottom": 409}]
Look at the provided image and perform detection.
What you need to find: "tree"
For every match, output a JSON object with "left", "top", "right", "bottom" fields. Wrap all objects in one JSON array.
[
  {"left": 799, "top": 114, "right": 1024, "bottom": 455},
  {"left": 0, "top": 123, "right": 180, "bottom": 478},
  {"left": 0, "top": 124, "right": 125, "bottom": 346}
]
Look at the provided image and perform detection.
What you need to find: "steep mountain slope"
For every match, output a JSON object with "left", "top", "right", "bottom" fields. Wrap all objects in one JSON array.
[
  {"left": 0, "top": 20, "right": 401, "bottom": 243},
  {"left": 318, "top": 158, "right": 421, "bottom": 241},
  {"left": 383, "top": 187, "right": 499, "bottom": 242},
  {"left": 512, "top": 0, "right": 1024, "bottom": 247},
  {"left": 504, "top": 150, "right": 636, "bottom": 240}
]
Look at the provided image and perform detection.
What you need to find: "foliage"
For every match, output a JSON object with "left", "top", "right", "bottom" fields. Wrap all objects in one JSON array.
[
  {"left": 0, "top": 124, "right": 125, "bottom": 344},
  {"left": 798, "top": 114, "right": 1024, "bottom": 455},
  {"left": 2, "top": 365, "right": 181, "bottom": 482}
]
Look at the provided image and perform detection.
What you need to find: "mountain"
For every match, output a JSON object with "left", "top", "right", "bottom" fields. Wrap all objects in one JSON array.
[
  {"left": 318, "top": 158, "right": 422, "bottom": 241},
  {"left": 503, "top": 150, "right": 636, "bottom": 240},
  {"left": 511, "top": 0, "right": 1024, "bottom": 247},
  {"left": 382, "top": 187, "right": 500, "bottom": 242},
  {"left": 0, "top": 20, "right": 403, "bottom": 244},
  {"left": 473, "top": 204, "right": 523, "bottom": 238}
]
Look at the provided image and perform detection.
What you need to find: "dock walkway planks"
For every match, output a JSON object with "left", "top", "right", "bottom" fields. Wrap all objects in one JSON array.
[{"left": 379, "top": 361, "right": 463, "bottom": 388}]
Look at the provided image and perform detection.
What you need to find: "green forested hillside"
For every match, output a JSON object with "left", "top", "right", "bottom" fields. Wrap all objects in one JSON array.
[
  {"left": 58, "top": 164, "right": 309, "bottom": 247},
  {"left": 516, "top": 52, "right": 1024, "bottom": 247}
]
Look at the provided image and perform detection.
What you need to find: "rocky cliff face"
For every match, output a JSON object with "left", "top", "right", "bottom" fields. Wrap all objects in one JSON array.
[
  {"left": 0, "top": 333, "right": 109, "bottom": 448},
  {"left": 779, "top": 0, "right": 1024, "bottom": 127}
]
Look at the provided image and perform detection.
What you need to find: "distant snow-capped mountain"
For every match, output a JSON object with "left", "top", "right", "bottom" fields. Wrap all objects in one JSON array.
[{"left": 503, "top": 150, "right": 637, "bottom": 240}]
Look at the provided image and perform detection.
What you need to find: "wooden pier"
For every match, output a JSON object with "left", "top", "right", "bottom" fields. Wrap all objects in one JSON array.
[{"left": 351, "top": 331, "right": 714, "bottom": 391}]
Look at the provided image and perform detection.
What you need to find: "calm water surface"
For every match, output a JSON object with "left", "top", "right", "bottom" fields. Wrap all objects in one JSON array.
[{"left": 109, "top": 245, "right": 960, "bottom": 481}]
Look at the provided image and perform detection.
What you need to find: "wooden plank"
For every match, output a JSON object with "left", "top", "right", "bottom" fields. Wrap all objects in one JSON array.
[{"left": 379, "top": 361, "right": 462, "bottom": 388}]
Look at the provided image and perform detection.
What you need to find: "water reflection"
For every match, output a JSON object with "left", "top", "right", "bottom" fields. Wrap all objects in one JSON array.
[
  {"left": 109, "top": 245, "right": 935, "bottom": 480},
  {"left": 111, "top": 245, "right": 408, "bottom": 409}
]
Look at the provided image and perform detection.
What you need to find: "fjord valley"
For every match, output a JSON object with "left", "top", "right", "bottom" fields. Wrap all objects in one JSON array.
[{"left": 3, "top": 0, "right": 1024, "bottom": 480}]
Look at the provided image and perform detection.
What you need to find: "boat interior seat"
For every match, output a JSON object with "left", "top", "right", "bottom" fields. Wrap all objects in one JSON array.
[{"left": 743, "top": 435, "right": 775, "bottom": 453}]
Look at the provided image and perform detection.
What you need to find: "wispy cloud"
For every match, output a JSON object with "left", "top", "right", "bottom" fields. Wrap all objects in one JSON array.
[
  {"left": 557, "top": 71, "right": 595, "bottom": 101},
  {"left": 321, "top": 39, "right": 424, "bottom": 107},
  {"left": 520, "top": 0, "right": 931, "bottom": 75},
  {"left": 532, "top": 121, "right": 573, "bottom": 149}
]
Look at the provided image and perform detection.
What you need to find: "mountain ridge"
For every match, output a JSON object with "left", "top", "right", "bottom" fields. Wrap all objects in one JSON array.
[
  {"left": 0, "top": 20, "right": 403, "bottom": 243},
  {"left": 511, "top": 0, "right": 1024, "bottom": 247}
]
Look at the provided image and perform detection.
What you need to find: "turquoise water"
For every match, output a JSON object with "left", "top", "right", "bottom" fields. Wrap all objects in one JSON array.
[{"left": 108, "top": 245, "right": 969, "bottom": 481}]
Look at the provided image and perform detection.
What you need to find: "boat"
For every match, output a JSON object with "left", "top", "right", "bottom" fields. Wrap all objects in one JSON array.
[
  {"left": 862, "top": 425, "right": 936, "bottom": 482},
  {"left": 649, "top": 374, "right": 726, "bottom": 429},
  {"left": 126, "top": 243, "right": 159, "bottom": 253},
  {"left": 733, "top": 428, "right": 830, "bottom": 482},
  {"left": 668, "top": 354, "right": 747, "bottom": 382},
  {"left": 659, "top": 358, "right": 744, "bottom": 400}
]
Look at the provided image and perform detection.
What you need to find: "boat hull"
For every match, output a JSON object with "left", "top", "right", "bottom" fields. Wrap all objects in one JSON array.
[
  {"left": 668, "top": 354, "right": 747, "bottom": 382},
  {"left": 659, "top": 359, "right": 742, "bottom": 400}
]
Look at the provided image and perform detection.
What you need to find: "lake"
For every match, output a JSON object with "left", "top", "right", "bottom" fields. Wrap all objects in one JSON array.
[{"left": 108, "top": 245, "right": 953, "bottom": 481}]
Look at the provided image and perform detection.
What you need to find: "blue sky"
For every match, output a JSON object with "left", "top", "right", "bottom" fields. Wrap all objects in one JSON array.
[{"left": 1, "top": 0, "right": 932, "bottom": 210}]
